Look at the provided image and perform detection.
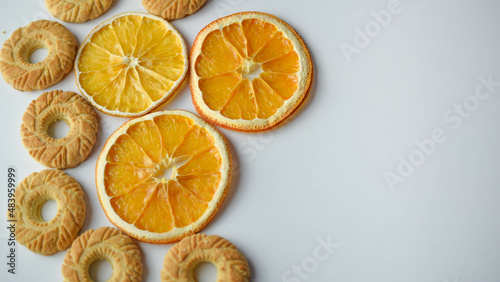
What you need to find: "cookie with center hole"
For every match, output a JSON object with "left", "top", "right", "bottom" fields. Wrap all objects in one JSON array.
[
  {"left": 21, "top": 90, "right": 98, "bottom": 169},
  {"left": 161, "top": 234, "right": 250, "bottom": 281},
  {"left": 0, "top": 20, "right": 77, "bottom": 91},
  {"left": 62, "top": 227, "right": 143, "bottom": 282},
  {"left": 14, "top": 169, "right": 86, "bottom": 256}
]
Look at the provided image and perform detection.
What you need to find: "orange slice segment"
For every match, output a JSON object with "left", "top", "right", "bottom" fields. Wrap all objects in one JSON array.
[
  {"left": 219, "top": 79, "right": 257, "bottom": 120},
  {"left": 76, "top": 12, "right": 188, "bottom": 117},
  {"left": 104, "top": 163, "right": 154, "bottom": 197},
  {"left": 167, "top": 180, "right": 208, "bottom": 228},
  {"left": 190, "top": 11, "right": 313, "bottom": 131},
  {"left": 199, "top": 72, "right": 241, "bottom": 111},
  {"left": 96, "top": 110, "right": 231, "bottom": 243},
  {"left": 110, "top": 181, "right": 157, "bottom": 224},
  {"left": 241, "top": 18, "right": 278, "bottom": 58},
  {"left": 176, "top": 173, "right": 221, "bottom": 202},
  {"left": 134, "top": 183, "right": 175, "bottom": 233}
]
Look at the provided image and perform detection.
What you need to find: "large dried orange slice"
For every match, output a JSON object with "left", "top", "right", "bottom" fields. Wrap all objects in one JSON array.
[
  {"left": 96, "top": 110, "right": 231, "bottom": 243},
  {"left": 190, "top": 12, "right": 313, "bottom": 131},
  {"left": 75, "top": 12, "right": 188, "bottom": 117}
]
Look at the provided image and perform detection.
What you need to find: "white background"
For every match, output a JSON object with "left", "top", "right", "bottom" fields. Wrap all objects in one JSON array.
[{"left": 1, "top": 0, "right": 500, "bottom": 281}]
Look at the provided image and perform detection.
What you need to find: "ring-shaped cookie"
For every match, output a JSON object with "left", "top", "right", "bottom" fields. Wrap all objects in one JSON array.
[
  {"left": 46, "top": 0, "right": 114, "bottom": 23},
  {"left": 62, "top": 227, "right": 143, "bottom": 282},
  {"left": 21, "top": 90, "right": 98, "bottom": 169},
  {"left": 161, "top": 234, "right": 250, "bottom": 282},
  {"left": 0, "top": 20, "right": 77, "bottom": 91},
  {"left": 14, "top": 169, "right": 86, "bottom": 256}
]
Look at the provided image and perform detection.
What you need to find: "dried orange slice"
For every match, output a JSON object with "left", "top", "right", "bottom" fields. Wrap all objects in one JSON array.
[
  {"left": 190, "top": 12, "right": 313, "bottom": 131},
  {"left": 95, "top": 110, "right": 231, "bottom": 243},
  {"left": 75, "top": 12, "right": 188, "bottom": 117}
]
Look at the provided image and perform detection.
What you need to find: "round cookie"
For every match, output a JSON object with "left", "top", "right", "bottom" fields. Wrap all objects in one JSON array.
[
  {"left": 14, "top": 169, "right": 86, "bottom": 256},
  {"left": 161, "top": 234, "right": 250, "bottom": 282},
  {"left": 21, "top": 90, "right": 98, "bottom": 169},
  {"left": 142, "top": 0, "right": 207, "bottom": 20},
  {"left": 46, "top": 0, "right": 114, "bottom": 23},
  {"left": 62, "top": 227, "right": 143, "bottom": 282},
  {"left": 0, "top": 20, "right": 77, "bottom": 91}
]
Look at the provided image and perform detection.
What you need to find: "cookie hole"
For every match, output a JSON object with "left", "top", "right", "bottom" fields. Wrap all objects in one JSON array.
[
  {"left": 41, "top": 199, "right": 57, "bottom": 222},
  {"left": 195, "top": 262, "right": 218, "bottom": 282},
  {"left": 29, "top": 48, "right": 48, "bottom": 64},
  {"left": 48, "top": 119, "right": 70, "bottom": 139},
  {"left": 89, "top": 259, "right": 113, "bottom": 282}
]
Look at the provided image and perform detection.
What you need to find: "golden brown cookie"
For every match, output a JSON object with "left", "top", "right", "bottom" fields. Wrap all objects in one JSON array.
[
  {"left": 142, "top": 0, "right": 207, "bottom": 20},
  {"left": 46, "top": 0, "right": 114, "bottom": 23},
  {"left": 14, "top": 169, "right": 86, "bottom": 256},
  {"left": 62, "top": 227, "right": 143, "bottom": 282},
  {"left": 161, "top": 234, "right": 250, "bottom": 282},
  {"left": 0, "top": 20, "right": 77, "bottom": 91},
  {"left": 21, "top": 90, "right": 98, "bottom": 169}
]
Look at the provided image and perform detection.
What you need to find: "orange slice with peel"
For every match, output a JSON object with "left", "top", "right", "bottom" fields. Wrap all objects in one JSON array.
[
  {"left": 75, "top": 12, "right": 188, "bottom": 117},
  {"left": 95, "top": 110, "right": 231, "bottom": 243},
  {"left": 190, "top": 11, "right": 313, "bottom": 131}
]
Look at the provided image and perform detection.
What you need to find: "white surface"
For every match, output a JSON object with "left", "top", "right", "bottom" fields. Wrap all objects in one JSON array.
[{"left": 1, "top": 0, "right": 500, "bottom": 281}]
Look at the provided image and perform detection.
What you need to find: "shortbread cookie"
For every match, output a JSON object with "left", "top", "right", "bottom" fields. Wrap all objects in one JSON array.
[
  {"left": 21, "top": 90, "right": 98, "bottom": 169},
  {"left": 0, "top": 20, "right": 77, "bottom": 91},
  {"left": 142, "top": 0, "right": 207, "bottom": 20},
  {"left": 15, "top": 169, "right": 86, "bottom": 256},
  {"left": 46, "top": 0, "right": 114, "bottom": 23},
  {"left": 62, "top": 227, "right": 143, "bottom": 282},
  {"left": 161, "top": 234, "right": 250, "bottom": 282}
]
